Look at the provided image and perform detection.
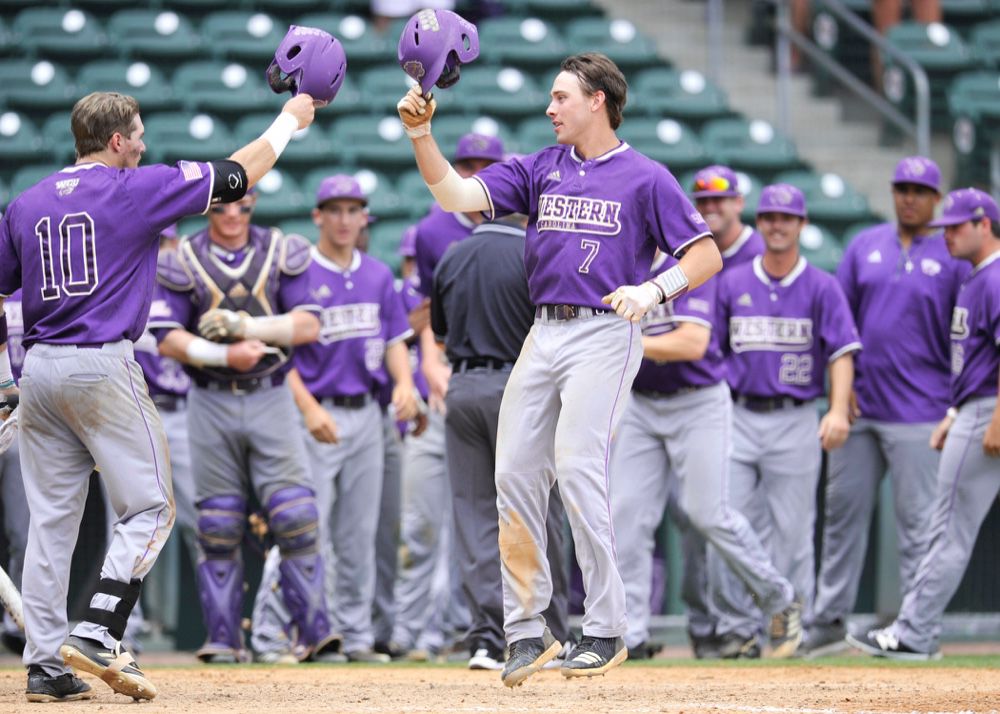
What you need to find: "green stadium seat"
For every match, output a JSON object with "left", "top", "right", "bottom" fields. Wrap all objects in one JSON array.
[
  {"left": 431, "top": 114, "right": 517, "bottom": 158},
  {"left": 13, "top": 8, "right": 109, "bottom": 60},
  {"left": 516, "top": 116, "right": 558, "bottom": 154},
  {"left": 108, "top": 9, "right": 204, "bottom": 62},
  {"left": 619, "top": 118, "right": 707, "bottom": 172},
  {"left": 630, "top": 68, "right": 732, "bottom": 126},
  {"left": 40, "top": 112, "right": 76, "bottom": 166},
  {"left": 158, "top": 0, "right": 231, "bottom": 17},
  {"left": 774, "top": 169, "right": 873, "bottom": 234},
  {"left": 799, "top": 223, "right": 844, "bottom": 273},
  {"left": 277, "top": 217, "right": 319, "bottom": 244},
  {"left": 142, "top": 112, "right": 236, "bottom": 164},
  {"left": 367, "top": 218, "right": 408, "bottom": 274},
  {"left": 0, "top": 60, "right": 77, "bottom": 113},
  {"left": 948, "top": 70, "right": 1000, "bottom": 185},
  {"left": 940, "top": 0, "right": 996, "bottom": 37},
  {"left": 0, "top": 111, "right": 46, "bottom": 166},
  {"left": 355, "top": 169, "right": 407, "bottom": 220},
  {"left": 809, "top": 0, "right": 878, "bottom": 91},
  {"left": 842, "top": 221, "right": 882, "bottom": 245},
  {"left": 76, "top": 60, "right": 176, "bottom": 112},
  {"left": 359, "top": 66, "right": 417, "bottom": 114},
  {"left": 502, "top": 0, "right": 602, "bottom": 21},
  {"left": 395, "top": 170, "right": 435, "bottom": 218},
  {"left": 202, "top": 11, "right": 287, "bottom": 63},
  {"left": 564, "top": 18, "right": 660, "bottom": 71},
  {"left": 233, "top": 113, "right": 336, "bottom": 166},
  {"left": 10, "top": 164, "right": 56, "bottom": 198},
  {"left": 479, "top": 17, "right": 568, "bottom": 70},
  {"left": 303, "top": 13, "right": 392, "bottom": 69},
  {"left": 254, "top": 0, "right": 330, "bottom": 14},
  {"left": 0, "top": 18, "right": 11, "bottom": 58},
  {"left": 332, "top": 115, "right": 415, "bottom": 171},
  {"left": 701, "top": 118, "right": 801, "bottom": 181},
  {"left": 251, "top": 168, "right": 307, "bottom": 224},
  {"left": 679, "top": 167, "right": 765, "bottom": 223},
  {"left": 972, "top": 19, "right": 1000, "bottom": 69},
  {"left": 0, "top": 176, "right": 8, "bottom": 211},
  {"left": 458, "top": 66, "right": 546, "bottom": 121},
  {"left": 173, "top": 61, "right": 276, "bottom": 116}
]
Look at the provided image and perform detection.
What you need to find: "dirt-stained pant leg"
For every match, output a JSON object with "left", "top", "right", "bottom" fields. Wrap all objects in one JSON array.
[
  {"left": 21, "top": 343, "right": 173, "bottom": 675},
  {"left": 498, "top": 315, "right": 641, "bottom": 642},
  {"left": 893, "top": 397, "right": 999, "bottom": 652}
]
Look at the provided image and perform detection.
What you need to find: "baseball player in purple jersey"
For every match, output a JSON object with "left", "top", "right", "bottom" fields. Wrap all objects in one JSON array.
[
  {"left": 151, "top": 180, "right": 340, "bottom": 664},
  {"left": 397, "top": 51, "right": 724, "bottom": 685},
  {"left": 255, "top": 175, "right": 418, "bottom": 662},
  {"left": 710, "top": 184, "right": 861, "bottom": 657},
  {"left": 806, "top": 158, "right": 968, "bottom": 657},
  {"left": 0, "top": 288, "right": 27, "bottom": 655},
  {"left": 849, "top": 188, "right": 1000, "bottom": 660},
  {"left": 0, "top": 88, "right": 316, "bottom": 702}
]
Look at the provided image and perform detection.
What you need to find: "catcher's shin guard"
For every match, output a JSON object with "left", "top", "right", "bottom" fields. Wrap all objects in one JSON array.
[
  {"left": 195, "top": 496, "right": 247, "bottom": 661},
  {"left": 267, "top": 486, "right": 337, "bottom": 656}
]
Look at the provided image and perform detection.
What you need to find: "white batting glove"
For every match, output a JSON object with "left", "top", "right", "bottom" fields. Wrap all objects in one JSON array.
[
  {"left": 198, "top": 309, "right": 249, "bottom": 342},
  {"left": 397, "top": 86, "right": 436, "bottom": 138},
  {"left": 601, "top": 282, "right": 662, "bottom": 323}
]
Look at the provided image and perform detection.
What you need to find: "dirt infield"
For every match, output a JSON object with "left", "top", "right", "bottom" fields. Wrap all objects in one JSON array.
[{"left": 3, "top": 660, "right": 1000, "bottom": 714}]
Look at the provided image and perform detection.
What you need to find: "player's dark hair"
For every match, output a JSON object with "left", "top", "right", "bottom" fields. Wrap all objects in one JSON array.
[
  {"left": 560, "top": 53, "right": 628, "bottom": 130},
  {"left": 71, "top": 92, "right": 140, "bottom": 159}
]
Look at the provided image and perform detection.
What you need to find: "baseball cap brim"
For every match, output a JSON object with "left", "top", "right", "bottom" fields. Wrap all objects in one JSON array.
[
  {"left": 928, "top": 214, "right": 970, "bottom": 228},
  {"left": 892, "top": 178, "right": 940, "bottom": 192},
  {"left": 692, "top": 189, "right": 741, "bottom": 199}
]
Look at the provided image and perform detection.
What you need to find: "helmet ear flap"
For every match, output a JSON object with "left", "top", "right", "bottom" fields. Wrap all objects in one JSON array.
[{"left": 435, "top": 54, "right": 461, "bottom": 89}]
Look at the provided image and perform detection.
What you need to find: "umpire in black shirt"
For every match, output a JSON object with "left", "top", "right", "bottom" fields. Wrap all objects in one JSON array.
[{"left": 430, "top": 215, "right": 569, "bottom": 669}]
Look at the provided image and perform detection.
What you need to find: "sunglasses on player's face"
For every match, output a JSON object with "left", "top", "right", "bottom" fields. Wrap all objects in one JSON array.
[
  {"left": 694, "top": 175, "right": 732, "bottom": 193},
  {"left": 210, "top": 204, "right": 253, "bottom": 215}
]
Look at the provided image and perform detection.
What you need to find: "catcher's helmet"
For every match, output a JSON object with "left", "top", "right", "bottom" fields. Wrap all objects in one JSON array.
[
  {"left": 267, "top": 25, "right": 347, "bottom": 105},
  {"left": 397, "top": 9, "right": 479, "bottom": 95}
]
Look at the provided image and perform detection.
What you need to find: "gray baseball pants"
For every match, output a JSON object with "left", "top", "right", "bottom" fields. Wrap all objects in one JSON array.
[
  {"left": 892, "top": 396, "right": 999, "bottom": 652},
  {"left": 373, "top": 409, "right": 402, "bottom": 646},
  {"left": 20, "top": 342, "right": 174, "bottom": 675},
  {"left": 812, "top": 418, "right": 939, "bottom": 628}
]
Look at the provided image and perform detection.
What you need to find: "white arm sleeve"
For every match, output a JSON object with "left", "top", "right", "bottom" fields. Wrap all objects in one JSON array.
[{"left": 427, "top": 166, "right": 491, "bottom": 213}]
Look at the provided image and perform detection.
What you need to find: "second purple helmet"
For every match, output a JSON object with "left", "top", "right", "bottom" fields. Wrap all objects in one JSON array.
[
  {"left": 398, "top": 9, "right": 479, "bottom": 95},
  {"left": 267, "top": 25, "right": 347, "bottom": 106}
]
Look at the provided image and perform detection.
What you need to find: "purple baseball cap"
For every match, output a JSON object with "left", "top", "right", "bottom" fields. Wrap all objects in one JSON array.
[
  {"left": 398, "top": 224, "right": 417, "bottom": 257},
  {"left": 929, "top": 187, "right": 1000, "bottom": 227},
  {"left": 757, "top": 183, "right": 807, "bottom": 218},
  {"left": 691, "top": 165, "right": 741, "bottom": 199},
  {"left": 315, "top": 174, "right": 367, "bottom": 207},
  {"left": 454, "top": 133, "right": 504, "bottom": 163},
  {"left": 892, "top": 156, "right": 941, "bottom": 192}
]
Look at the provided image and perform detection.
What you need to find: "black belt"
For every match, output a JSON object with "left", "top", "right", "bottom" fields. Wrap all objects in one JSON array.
[
  {"left": 318, "top": 393, "right": 373, "bottom": 409},
  {"left": 452, "top": 357, "right": 515, "bottom": 373},
  {"left": 732, "top": 392, "right": 807, "bottom": 413},
  {"left": 634, "top": 385, "right": 702, "bottom": 399},
  {"left": 152, "top": 394, "right": 186, "bottom": 412},
  {"left": 193, "top": 373, "right": 284, "bottom": 395},
  {"left": 535, "top": 304, "right": 608, "bottom": 321}
]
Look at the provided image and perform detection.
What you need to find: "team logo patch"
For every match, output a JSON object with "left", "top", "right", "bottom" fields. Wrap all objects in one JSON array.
[
  {"left": 403, "top": 60, "right": 425, "bottom": 79},
  {"left": 537, "top": 193, "right": 622, "bottom": 236},
  {"left": 770, "top": 185, "right": 796, "bottom": 205},
  {"left": 729, "top": 316, "right": 814, "bottom": 353},
  {"left": 690, "top": 211, "right": 707, "bottom": 226},
  {"left": 416, "top": 8, "right": 440, "bottom": 31},
  {"left": 921, "top": 258, "right": 942, "bottom": 276},
  {"left": 546, "top": 170, "right": 562, "bottom": 182},
  {"left": 228, "top": 283, "right": 249, "bottom": 300},
  {"left": 900, "top": 157, "right": 928, "bottom": 178},
  {"left": 867, "top": 250, "right": 882, "bottom": 264},
  {"left": 737, "top": 292, "right": 753, "bottom": 307},
  {"left": 311, "top": 284, "right": 333, "bottom": 300},
  {"left": 319, "top": 303, "right": 381, "bottom": 344},
  {"left": 55, "top": 178, "right": 79, "bottom": 197}
]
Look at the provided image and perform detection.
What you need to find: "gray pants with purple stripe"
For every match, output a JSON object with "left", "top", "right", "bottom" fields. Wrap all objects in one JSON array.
[
  {"left": 496, "top": 313, "right": 641, "bottom": 641},
  {"left": 19, "top": 342, "right": 173, "bottom": 675},
  {"left": 890, "top": 396, "right": 999, "bottom": 653}
]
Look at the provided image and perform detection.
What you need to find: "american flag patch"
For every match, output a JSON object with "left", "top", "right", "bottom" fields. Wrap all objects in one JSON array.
[{"left": 179, "top": 161, "right": 202, "bottom": 181}]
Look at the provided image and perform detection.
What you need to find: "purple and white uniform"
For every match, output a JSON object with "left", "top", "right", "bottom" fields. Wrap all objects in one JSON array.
[
  {"left": 889, "top": 249, "right": 1000, "bottom": 653},
  {"left": 256, "top": 247, "right": 411, "bottom": 656},
  {"left": 414, "top": 205, "right": 475, "bottom": 296},
  {"left": 711, "top": 255, "right": 861, "bottom": 641},
  {"left": 472, "top": 142, "right": 712, "bottom": 641},
  {"left": 721, "top": 226, "right": 766, "bottom": 272},
  {"left": 0, "top": 160, "right": 214, "bottom": 675},
  {"left": 813, "top": 223, "right": 969, "bottom": 638}
]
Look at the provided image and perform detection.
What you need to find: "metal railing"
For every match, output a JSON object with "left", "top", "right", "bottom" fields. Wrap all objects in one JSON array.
[{"left": 765, "top": 0, "right": 931, "bottom": 157}]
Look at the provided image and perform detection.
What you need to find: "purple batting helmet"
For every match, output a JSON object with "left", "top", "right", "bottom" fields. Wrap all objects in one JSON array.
[
  {"left": 267, "top": 25, "right": 347, "bottom": 106},
  {"left": 397, "top": 9, "right": 479, "bottom": 95}
]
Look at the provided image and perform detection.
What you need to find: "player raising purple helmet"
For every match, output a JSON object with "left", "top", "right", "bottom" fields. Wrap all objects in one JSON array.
[{"left": 397, "top": 9, "right": 479, "bottom": 96}]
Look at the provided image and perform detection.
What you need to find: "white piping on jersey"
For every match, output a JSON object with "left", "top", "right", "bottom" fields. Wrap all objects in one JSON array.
[
  {"left": 454, "top": 211, "right": 475, "bottom": 229},
  {"left": 674, "top": 231, "right": 713, "bottom": 258},
  {"left": 471, "top": 175, "right": 495, "bottom": 221},
  {"left": 752, "top": 254, "right": 807, "bottom": 288},
  {"left": 569, "top": 141, "right": 630, "bottom": 163},
  {"left": 311, "top": 246, "right": 362, "bottom": 273},
  {"left": 470, "top": 223, "right": 524, "bottom": 238},
  {"left": 968, "top": 247, "right": 1000, "bottom": 278},
  {"left": 722, "top": 225, "right": 755, "bottom": 259},
  {"left": 829, "top": 340, "right": 863, "bottom": 363},
  {"left": 60, "top": 163, "right": 104, "bottom": 173},
  {"left": 649, "top": 251, "right": 669, "bottom": 274},
  {"left": 207, "top": 243, "right": 257, "bottom": 280}
]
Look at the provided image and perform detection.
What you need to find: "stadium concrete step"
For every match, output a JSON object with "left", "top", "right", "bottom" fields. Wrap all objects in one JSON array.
[{"left": 593, "top": 0, "right": 952, "bottom": 221}]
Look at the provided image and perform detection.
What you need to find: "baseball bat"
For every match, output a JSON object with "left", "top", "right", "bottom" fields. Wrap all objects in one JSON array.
[{"left": 0, "top": 563, "right": 24, "bottom": 630}]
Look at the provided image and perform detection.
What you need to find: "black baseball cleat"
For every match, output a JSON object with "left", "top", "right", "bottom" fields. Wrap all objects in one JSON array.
[
  {"left": 500, "top": 627, "right": 561, "bottom": 688},
  {"left": 60, "top": 634, "right": 157, "bottom": 700},
  {"left": 25, "top": 665, "right": 94, "bottom": 703},
  {"left": 561, "top": 635, "right": 628, "bottom": 677},
  {"left": 846, "top": 627, "right": 942, "bottom": 661},
  {"left": 769, "top": 601, "right": 803, "bottom": 659}
]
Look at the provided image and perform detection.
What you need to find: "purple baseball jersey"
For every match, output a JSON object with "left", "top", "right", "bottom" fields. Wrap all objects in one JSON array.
[
  {"left": 718, "top": 255, "right": 862, "bottom": 400},
  {"left": 0, "top": 161, "right": 213, "bottom": 348},
  {"left": 4, "top": 289, "right": 24, "bottom": 381},
  {"left": 721, "top": 226, "right": 765, "bottom": 273},
  {"left": 633, "top": 254, "right": 725, "bottom": 394},
  {"left": 294, "top": 249, "right": 412, "bottom": 398},
  {"left": 414, "top": 205, "right": 476, "bottom": 296},
  {"left": 837, "top": 224, "right": 969, "bottom": 422},
  {"left": 474, "top": 143, "right": 711, "bottom": 308},
  {"left": 949, "top": 251, "right": 1000, "bottom": 406}
]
